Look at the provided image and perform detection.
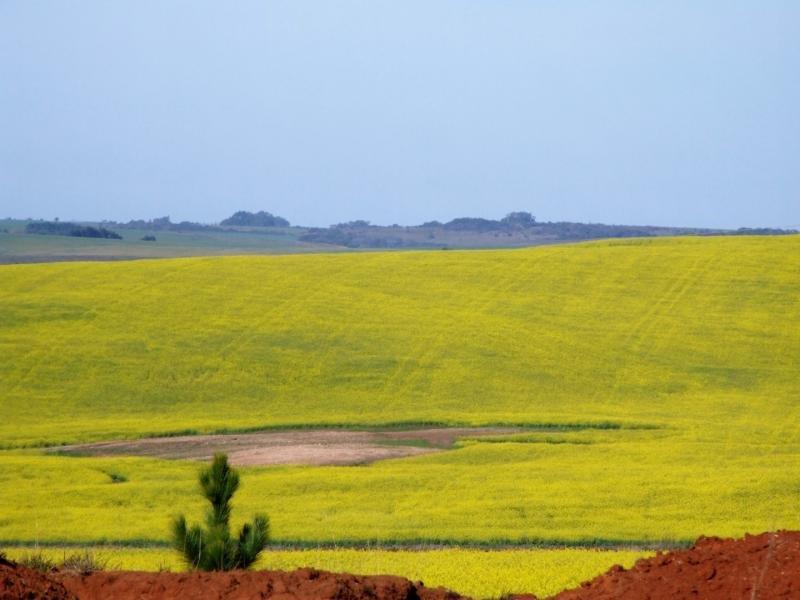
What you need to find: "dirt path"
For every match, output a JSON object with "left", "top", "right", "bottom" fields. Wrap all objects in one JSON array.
[{"left": 53, "top": 427, "right": 522, "bottom": 466}]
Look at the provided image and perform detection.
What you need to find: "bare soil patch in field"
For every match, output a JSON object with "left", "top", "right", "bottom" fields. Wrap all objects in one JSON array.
[{"left": 53, "top": 427, "right": 522, "bottom": 466}]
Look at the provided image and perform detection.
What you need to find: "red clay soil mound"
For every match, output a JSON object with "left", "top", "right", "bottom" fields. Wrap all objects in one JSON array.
[
  {"left": 53, "top": 567, "right": 465, "bottom": 600},
  {"left": 0, "top": 557, "right": 76, "bottom": 600},
  {"left": 548, "top": 530, "right": 800, "bottom": 600}
]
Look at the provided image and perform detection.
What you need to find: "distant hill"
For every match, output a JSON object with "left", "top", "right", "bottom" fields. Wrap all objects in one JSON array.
[
  {"left": 2, "top": 212, "right": 795, "bottom": 263},
  {"left": 299, "top": 212, "right": 797, "bottom": 249}
]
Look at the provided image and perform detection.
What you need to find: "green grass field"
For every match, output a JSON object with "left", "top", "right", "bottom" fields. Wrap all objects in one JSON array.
[
  {"left": 0, "top": 220, "right": 327, "bottom": 262},
  {"left": 1, "top": 235, "right": 798, "bottom": 593}
]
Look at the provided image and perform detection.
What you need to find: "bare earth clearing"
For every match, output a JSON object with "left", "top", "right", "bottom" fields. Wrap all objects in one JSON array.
[{"left": 53, "top": 428, "right": 522, "bottom": 466}]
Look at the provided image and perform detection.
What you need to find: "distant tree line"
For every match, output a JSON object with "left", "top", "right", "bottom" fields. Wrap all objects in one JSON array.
[
  {"left": 332, "top": 219, "right": 372, "bottom": 229},
  {"left": 19, "top": 211, "right": 797, "bottom": 250},
  {"left": 103, "top": 211, "right": 291, "bottom": 231},
  {"left": 437, "top": 212, "right": 537, "bottom": 232},
  {"left": 298, "top": 211, "right": 685, "bottom": 248},
  {"left": 25, "top": 221, "right": 122, "bottom": 239},
  {"left": 220, "top": 210, "right": 290, "bottom": 227},
  {"left": 733, "top": 227, "right": 797, "bottom": 236},
  {"left": 107, "top": 216, "right": 222, "bottom": 232}
]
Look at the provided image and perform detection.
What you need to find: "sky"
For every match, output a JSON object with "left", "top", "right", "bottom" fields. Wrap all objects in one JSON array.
[{"left": 1, "top": 2, "right": 798, "bottom": 229}]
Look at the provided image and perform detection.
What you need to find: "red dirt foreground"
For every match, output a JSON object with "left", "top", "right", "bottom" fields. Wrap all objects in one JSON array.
[
  {"left": 4, "top": 531, "right": 800, "bottom": 600},
  {"left": 0, "top": 557, "right": 74, "bottom": 600},
  {"left": 544, "top": 530, "right": 800, "bottom": 600},
  {"left": 2, "top": 564, "right": 464, "bottom": 600}
]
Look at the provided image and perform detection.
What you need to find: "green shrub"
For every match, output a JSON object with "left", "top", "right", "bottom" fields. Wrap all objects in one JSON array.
[
  {"left": 106, "top": 471, "right": 128, "bottom": 484},
  {"left": 59, "top": 551, "right": 109, "bottom": 574},
  {"left": 172, "top": 453, "right": 269, "bottom": 571},
  {"left": 17, "top": 551, "right": 57, "bottom": 572}
]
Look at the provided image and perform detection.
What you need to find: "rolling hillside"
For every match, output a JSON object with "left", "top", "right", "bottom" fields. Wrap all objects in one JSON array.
[
  {"left": 1, "top": 235, "right": 799, "bottom": 553},
  {"left": 2, "top": 235, "right": 798, "bottom": 446}
]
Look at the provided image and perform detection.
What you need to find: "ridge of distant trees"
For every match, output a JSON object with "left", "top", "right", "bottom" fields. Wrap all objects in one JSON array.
[
  {"left": 106, "top": 211, "right": 291, "bottom": 230},
  {"left": 18, "top": 211, "right": 797, "bottom": 250},
  {"left": 220, "top": 210, "right": 290, "bottom": 227},
  {"left": 298, "top": 210, "right": 798, "bottom": 249},
  {"left": 298, "top": 211, "right": 669, "bottom": 248},
  {"left": 107, "top": 216, "right": 222, "bottom": 232},
  {"left": 25, "top": 221, "right": 122, "bottom": 239},
  {"left": 734, "top": 227, "right": 798, "bottom": 235}
]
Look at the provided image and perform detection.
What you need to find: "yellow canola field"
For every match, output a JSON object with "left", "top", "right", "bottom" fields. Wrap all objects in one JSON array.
[
  {"left": 1, "top": 236, "right": 799, "bottom": 548},
  {"left": 0, "top": 431, "right": 797, "bottom": 546},
  {"left": 4, "top": 546, "right": 648, "bottom": 599},
  {"left": 2, "top": 235, "right": 798, "bottom": 446}
]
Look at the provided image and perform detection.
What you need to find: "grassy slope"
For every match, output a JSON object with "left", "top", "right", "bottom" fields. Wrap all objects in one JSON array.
[
  {"left": 1, "top": 236, "right": 799, "bottom": 545},
  {"left": 0, "top": 225, "right": 326, "bottom": 262}
]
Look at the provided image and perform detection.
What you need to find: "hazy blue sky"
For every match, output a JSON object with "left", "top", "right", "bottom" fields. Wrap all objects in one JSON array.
[{"left": 1, "top": 2, "right": 798, "bottom": 228}]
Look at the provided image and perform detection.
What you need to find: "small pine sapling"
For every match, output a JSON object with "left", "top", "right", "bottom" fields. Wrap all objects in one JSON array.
[{"left": 172, "top": 453, "right": 269, "bottom": 570}]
